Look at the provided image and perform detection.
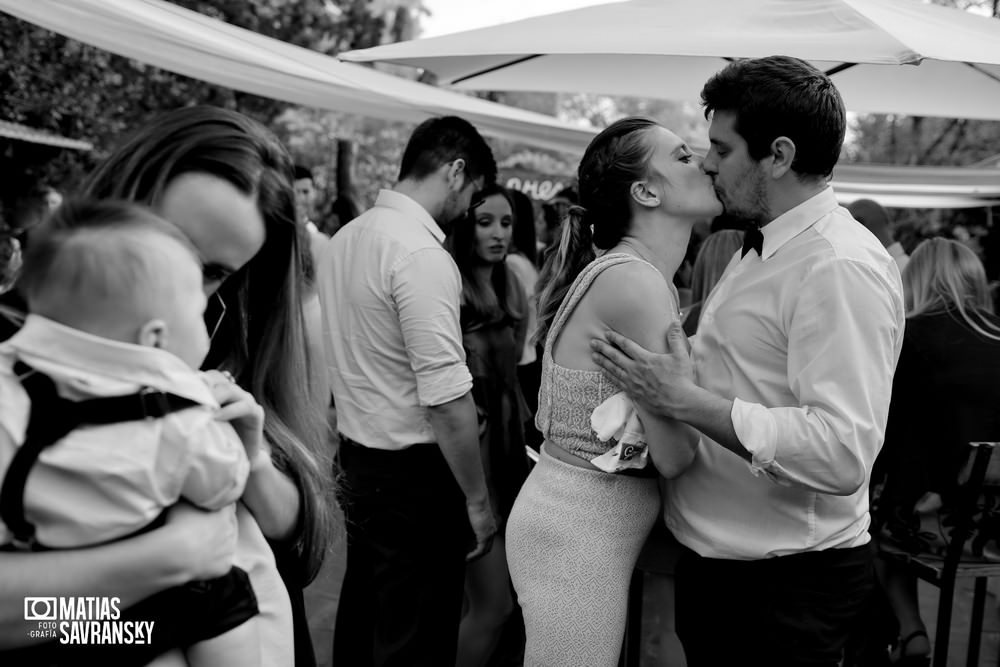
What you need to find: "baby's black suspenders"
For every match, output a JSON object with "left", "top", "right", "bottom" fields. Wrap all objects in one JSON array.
[{"left": 0, "top": 361, "right": 199, "bottom": 550}]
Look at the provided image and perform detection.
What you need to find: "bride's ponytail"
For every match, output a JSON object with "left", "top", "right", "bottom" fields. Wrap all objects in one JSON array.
[
  {"left": 532, "top": 116, "right": 660, "bottom": 347},
  {"left": 534, "top": 204, "right": 594, "bottom": 345}
]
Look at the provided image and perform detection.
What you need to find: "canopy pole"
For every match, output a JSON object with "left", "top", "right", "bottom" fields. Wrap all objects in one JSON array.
[
  {"left": 825, "top": 63, "right": 857, "bottom": 76},
  {"left": 452, "top": 55, "right": 542, "bottom": 85},
  {"left": 967, "top": 62, "right": 1000, "bottom": 85}
]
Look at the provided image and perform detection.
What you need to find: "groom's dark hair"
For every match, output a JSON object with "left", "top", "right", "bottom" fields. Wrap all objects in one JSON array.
[{"left": 701, "top": 55, "right": 846, "bottom": 179}]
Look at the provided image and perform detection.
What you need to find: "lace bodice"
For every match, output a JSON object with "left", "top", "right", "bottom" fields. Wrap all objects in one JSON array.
[{"left": 535, "top": 253, "right": 657, "bottom": 462}]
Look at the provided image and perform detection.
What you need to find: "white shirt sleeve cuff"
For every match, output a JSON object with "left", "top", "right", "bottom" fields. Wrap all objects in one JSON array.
[
  {"left": 731, "top": 398, "right": 778, "bottom": 477},
  {"left": 417, "top": 365, "right": 473, "bottom": 407}
]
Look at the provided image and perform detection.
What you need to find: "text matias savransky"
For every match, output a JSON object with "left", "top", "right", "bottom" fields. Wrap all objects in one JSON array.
[{"left": 24, "top": 596, "right": 155, "bottom": 645}]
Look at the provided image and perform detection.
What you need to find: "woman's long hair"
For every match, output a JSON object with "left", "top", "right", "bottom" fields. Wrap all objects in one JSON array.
[
  {"left": 534, "top": 117, "right": 659, "bottom": 345},
  {"left": 903, "top": 237, "right": 1000, "bottom": 342},
  {"left": 507, "top": 188, "right": 538, "bottom": 266},
  {"left": 689, "top": 229, "right": 744, "bottom": 305},
  {"left": 83, "top": 106, "right": 334, "bottom": 582},
  {"left": 451, "top": 183, "right": 525, "bottom": 323}
]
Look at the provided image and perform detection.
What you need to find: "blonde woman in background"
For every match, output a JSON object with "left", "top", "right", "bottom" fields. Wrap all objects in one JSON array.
[
  {"left": 874, "top": 237, "right": 1000, "bottom": 666},
  {"left": 681, "top": 229, "right": 744, "bottom": 335}
]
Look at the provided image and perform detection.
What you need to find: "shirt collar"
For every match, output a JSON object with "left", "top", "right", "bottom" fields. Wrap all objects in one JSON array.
[
  {"left": 5, "top": 315, "right": 216, "bottom": 405},
  {"left": 375, "top": 189, "right": 445, "bottom": 244},
  {"left": 759, "top": 186, "right": 840, "bottom": 261}
]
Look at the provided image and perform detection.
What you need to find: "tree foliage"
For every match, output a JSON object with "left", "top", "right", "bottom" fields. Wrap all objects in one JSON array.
[
  {"left": 0, "top": 0, "right": 423, "bottom": 223},
  {"left": 272, "top": 106, "right": 413, "bottom": 227},
  {"left": 844, "top": 0, "right": 1000, "bottom": 260},
  {"left": 846, "top": 0, "right": 1000, "bottom": 168}
]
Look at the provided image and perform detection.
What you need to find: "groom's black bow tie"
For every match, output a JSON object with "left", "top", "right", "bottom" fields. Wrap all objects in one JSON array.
[{"left": 741, "top": 226, "right": 764, "bottom": 258}]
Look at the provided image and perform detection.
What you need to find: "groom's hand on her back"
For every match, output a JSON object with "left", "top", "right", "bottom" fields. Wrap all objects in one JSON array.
[{"left": 591, "top": 321, "right": 696, "bottom": 418}]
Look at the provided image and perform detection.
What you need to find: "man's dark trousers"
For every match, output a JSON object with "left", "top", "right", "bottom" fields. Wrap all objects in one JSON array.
[
  {"left": 333, "top": 437, "right": 470, "bottom": 667},
  {"left": 675, "top": 543, "right": 874, "bottom": 667}
]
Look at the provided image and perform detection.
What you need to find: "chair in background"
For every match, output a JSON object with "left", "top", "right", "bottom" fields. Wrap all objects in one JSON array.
[{"left": 878, "top": 441, "right": 1000, "bottom": 667}]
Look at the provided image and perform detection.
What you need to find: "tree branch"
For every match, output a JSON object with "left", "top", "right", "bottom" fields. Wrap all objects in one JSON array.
[
  {"left": 946, "top": 120, "right": 970, "bottom": 162},
  {"left": 917, "top": 119, "right": 961, "bottom": 164}
]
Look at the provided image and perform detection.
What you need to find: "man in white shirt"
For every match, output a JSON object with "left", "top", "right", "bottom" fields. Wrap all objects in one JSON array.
[
  {"left": 592, "top": 56, "right": 905, "bottom": 666},
  {"left": 318, "top": 116, "right": 497, "bottom": 667},
  {"left": 848, "top": 197, "right": 911, "bottom": 273}
]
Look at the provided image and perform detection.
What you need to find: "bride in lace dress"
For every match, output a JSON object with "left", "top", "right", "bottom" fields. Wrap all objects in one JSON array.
[{"left": 505, "top": 117, "right": 723, "bottom": 667}]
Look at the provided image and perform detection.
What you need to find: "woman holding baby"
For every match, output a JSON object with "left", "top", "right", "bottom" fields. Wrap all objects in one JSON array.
[{"left": 0, "top": 106, "right": 336, "bottom": 666}]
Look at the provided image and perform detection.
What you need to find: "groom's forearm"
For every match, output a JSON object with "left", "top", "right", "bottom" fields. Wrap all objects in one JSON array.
[{"left": 673, "top": 384, "right": 751, "bottom": 462}]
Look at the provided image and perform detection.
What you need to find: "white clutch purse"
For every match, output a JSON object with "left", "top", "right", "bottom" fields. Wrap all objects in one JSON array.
[{"left": 590, "top": 392, "right": 648, "bottom": 473}]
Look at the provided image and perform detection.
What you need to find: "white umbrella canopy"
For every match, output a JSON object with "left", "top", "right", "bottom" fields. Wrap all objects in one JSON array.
[
  {"left": 831, "top": 163, "right": 1000, "bottom": 208},
  {"left": 342, "top": 0, "right": 1000, "bottom": 121},
  {"left": 0, "top": 0, "right": 599, "bottom": 154}
]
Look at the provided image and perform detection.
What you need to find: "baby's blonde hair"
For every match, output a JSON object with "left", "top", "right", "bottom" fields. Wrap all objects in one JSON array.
[{"left": 19, "top": 199, "right": 200, "bottom": 334}]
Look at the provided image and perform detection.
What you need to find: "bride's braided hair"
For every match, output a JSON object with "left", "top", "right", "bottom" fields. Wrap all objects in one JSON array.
[{"left": 534, "top": 117, "right": 659, "bottom": 345}]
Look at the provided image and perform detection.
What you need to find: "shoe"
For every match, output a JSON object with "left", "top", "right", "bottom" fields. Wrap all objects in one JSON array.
[{"left": 889, "top": 630, "right": 930, "bottom": 666}]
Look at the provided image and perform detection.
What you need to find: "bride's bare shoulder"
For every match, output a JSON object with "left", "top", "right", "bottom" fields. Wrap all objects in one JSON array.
[{"left": 589, "top": 260, "right": 676, "bottom": 345}]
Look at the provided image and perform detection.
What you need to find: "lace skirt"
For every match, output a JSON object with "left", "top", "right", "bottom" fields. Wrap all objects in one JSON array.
[{"left": 505, "top": 443, "right": 660, "bottom": 667}]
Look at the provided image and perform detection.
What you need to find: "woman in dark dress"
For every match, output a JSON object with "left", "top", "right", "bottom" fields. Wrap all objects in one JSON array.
[
  {"left": 451, "top": 183, "right": 530, "bottom": 666},
  {"left": 874, "top": 237, "right": 1000, "bottom": 666}
]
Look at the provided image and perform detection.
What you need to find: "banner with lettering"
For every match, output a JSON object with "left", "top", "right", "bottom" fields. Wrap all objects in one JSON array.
[{"left": 502, "top": 167, "right": 574, "bottom": 202}]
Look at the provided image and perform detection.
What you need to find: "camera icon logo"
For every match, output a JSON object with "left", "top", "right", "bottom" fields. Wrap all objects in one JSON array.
[{"left": 24, "top": 597, "right": 57, "bottom": 621}]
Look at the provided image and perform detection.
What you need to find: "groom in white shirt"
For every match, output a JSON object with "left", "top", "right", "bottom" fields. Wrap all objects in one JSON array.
[{"left": 593, "top": 55, "right": 905, "bottom": 666}]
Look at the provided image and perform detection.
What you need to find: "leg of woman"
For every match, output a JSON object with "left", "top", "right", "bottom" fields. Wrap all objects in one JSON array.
[
  {"left": 456, "top": 536, "right": 515, "bottom": 667},
  {"left": 874, "top": 557, "right": 930, "bottom": 660}
]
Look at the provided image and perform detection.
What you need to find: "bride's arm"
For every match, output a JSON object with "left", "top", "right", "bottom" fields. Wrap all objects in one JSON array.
[{"left": 592, "top": 264, "right": 699, "bottom": 478}]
